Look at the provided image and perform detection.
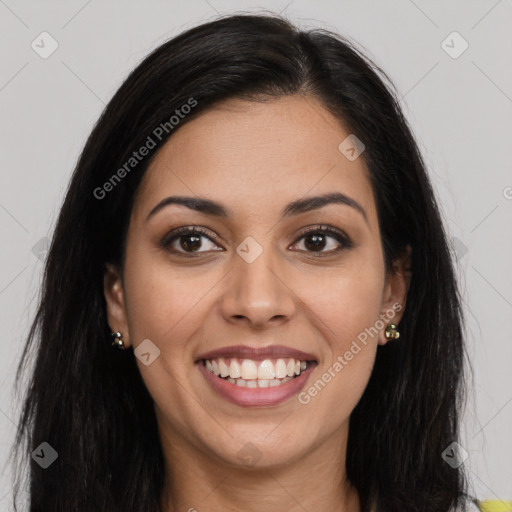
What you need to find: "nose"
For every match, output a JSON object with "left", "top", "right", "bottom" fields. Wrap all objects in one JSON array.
[{"left": 220, "top": 248, "right": 296, "bottom": 330}]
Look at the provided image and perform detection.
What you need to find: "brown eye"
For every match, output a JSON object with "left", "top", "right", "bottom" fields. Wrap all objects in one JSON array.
[
  {"left": 160, "top": 227, "right": 223, "bottom": 255},
  {"left": 290, "top": 225, "right": 352, "bottom": 255}
]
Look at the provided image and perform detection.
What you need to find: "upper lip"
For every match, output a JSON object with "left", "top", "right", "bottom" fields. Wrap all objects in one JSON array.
[{"left": 196, "top": 344, "right": 317, "bottom": 362}]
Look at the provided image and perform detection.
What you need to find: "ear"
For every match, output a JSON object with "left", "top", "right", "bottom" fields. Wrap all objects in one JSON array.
[
  {"left": 103, "top": 263, "right": 131, "bottom": 348},
  {"left": 378, "top": 244, "right": 412, "bottom": 346}
]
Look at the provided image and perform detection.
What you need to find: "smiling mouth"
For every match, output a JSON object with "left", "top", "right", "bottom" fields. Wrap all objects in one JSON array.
[{"left": 201, "top": 357, "right": 313, "bottom": 388}]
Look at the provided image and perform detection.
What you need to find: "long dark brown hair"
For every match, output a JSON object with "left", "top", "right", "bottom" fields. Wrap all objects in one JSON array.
[{"left": 10, "top": 13, "right": 475, "bottom": 511}]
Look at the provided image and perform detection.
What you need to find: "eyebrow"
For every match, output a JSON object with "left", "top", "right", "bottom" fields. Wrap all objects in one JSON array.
[{"left": 145, "top": 192, "right": 369, "bottom": 225}]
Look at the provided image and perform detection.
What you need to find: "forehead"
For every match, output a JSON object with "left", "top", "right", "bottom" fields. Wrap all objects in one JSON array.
[{"left": 133, "top": 95, "right": 377, "bottom": 226}]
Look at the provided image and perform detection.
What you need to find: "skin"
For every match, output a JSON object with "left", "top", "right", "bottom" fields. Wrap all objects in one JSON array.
[{"left": 104, "top": 94, "right": 411, "bottom": 512}]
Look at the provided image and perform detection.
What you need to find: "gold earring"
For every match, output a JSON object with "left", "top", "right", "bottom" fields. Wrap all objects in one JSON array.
[
  {"left": 385, "top": 324, "right": 400, "bottom": 340},
  {"left": 110, "top": 331, "right": 127, "bottom": 349}
]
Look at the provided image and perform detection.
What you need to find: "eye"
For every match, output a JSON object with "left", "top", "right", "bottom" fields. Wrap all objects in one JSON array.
[
  {"left": 289, "top": 225, "right": 352, "bottom": 256},
  {"left": 160, "top": 224, "right": 353, "bottom": 258},
  {"left": 160, "top": 226, "right": 223, "bottom": 255}
]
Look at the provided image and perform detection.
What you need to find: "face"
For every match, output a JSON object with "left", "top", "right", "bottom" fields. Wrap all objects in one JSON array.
[{"left": 104, "top": 94, "right": 410, "bottom": 471}]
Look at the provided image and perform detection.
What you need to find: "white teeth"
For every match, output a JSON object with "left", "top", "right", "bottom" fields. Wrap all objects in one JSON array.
[
  {"left": 241, "top": 360, "right": 258, "bottom": 379},
  {"left": 286, "top": 359, "right": 295, "bottom": 377},
  {"left": 204, "top": 357, "right": 311, "bottom": 384},
  {"left": 229, "top": 359, "right": 241, "bottom": 378},
  {"left": 215, "top": 373, "right": 296, "bottom": 388},
  {"left": 219, "top": 358, "right": 230, "bottom": 377},
  {"left": 257, "top": 359, "right": 275, "bottom": 379},
  {"left": 275, "top": 359, "right": 288, "bottom": 378}
]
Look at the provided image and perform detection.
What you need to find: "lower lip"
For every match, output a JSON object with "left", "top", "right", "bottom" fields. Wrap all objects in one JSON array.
[{"left": 197, "top": 361, "right": 316, "bottom": 407}]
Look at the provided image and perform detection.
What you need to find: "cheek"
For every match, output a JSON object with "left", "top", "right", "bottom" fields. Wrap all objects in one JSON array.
[
  {"left": 123, "top": 250, "right": 215, "bottom": 345},
  {"left": 121, "top": 252, "right": 217, "bottom": 431},
  {"left": 297, "top": 273, "right": 381, "bottom": 429},
  {"left": 294, "top": 258, "right": 384, "bottom": 413},
  {"left": 298, "top": 260, "right": 385, "bottom": 355}
]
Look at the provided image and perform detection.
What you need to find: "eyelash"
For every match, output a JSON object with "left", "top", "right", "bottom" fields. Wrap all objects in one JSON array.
[{"left": 159, "top": 224, "right": 353, "bottom": 258}]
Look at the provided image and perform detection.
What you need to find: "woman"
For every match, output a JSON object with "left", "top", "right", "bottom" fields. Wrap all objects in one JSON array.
[{"left": 11, "top": 13, "right": 479, "bottom": 512}]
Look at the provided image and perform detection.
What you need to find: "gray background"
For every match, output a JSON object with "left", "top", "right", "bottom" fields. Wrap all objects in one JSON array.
[{"left": 0, "top": 0, "right": 511, "bottom": 508}]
